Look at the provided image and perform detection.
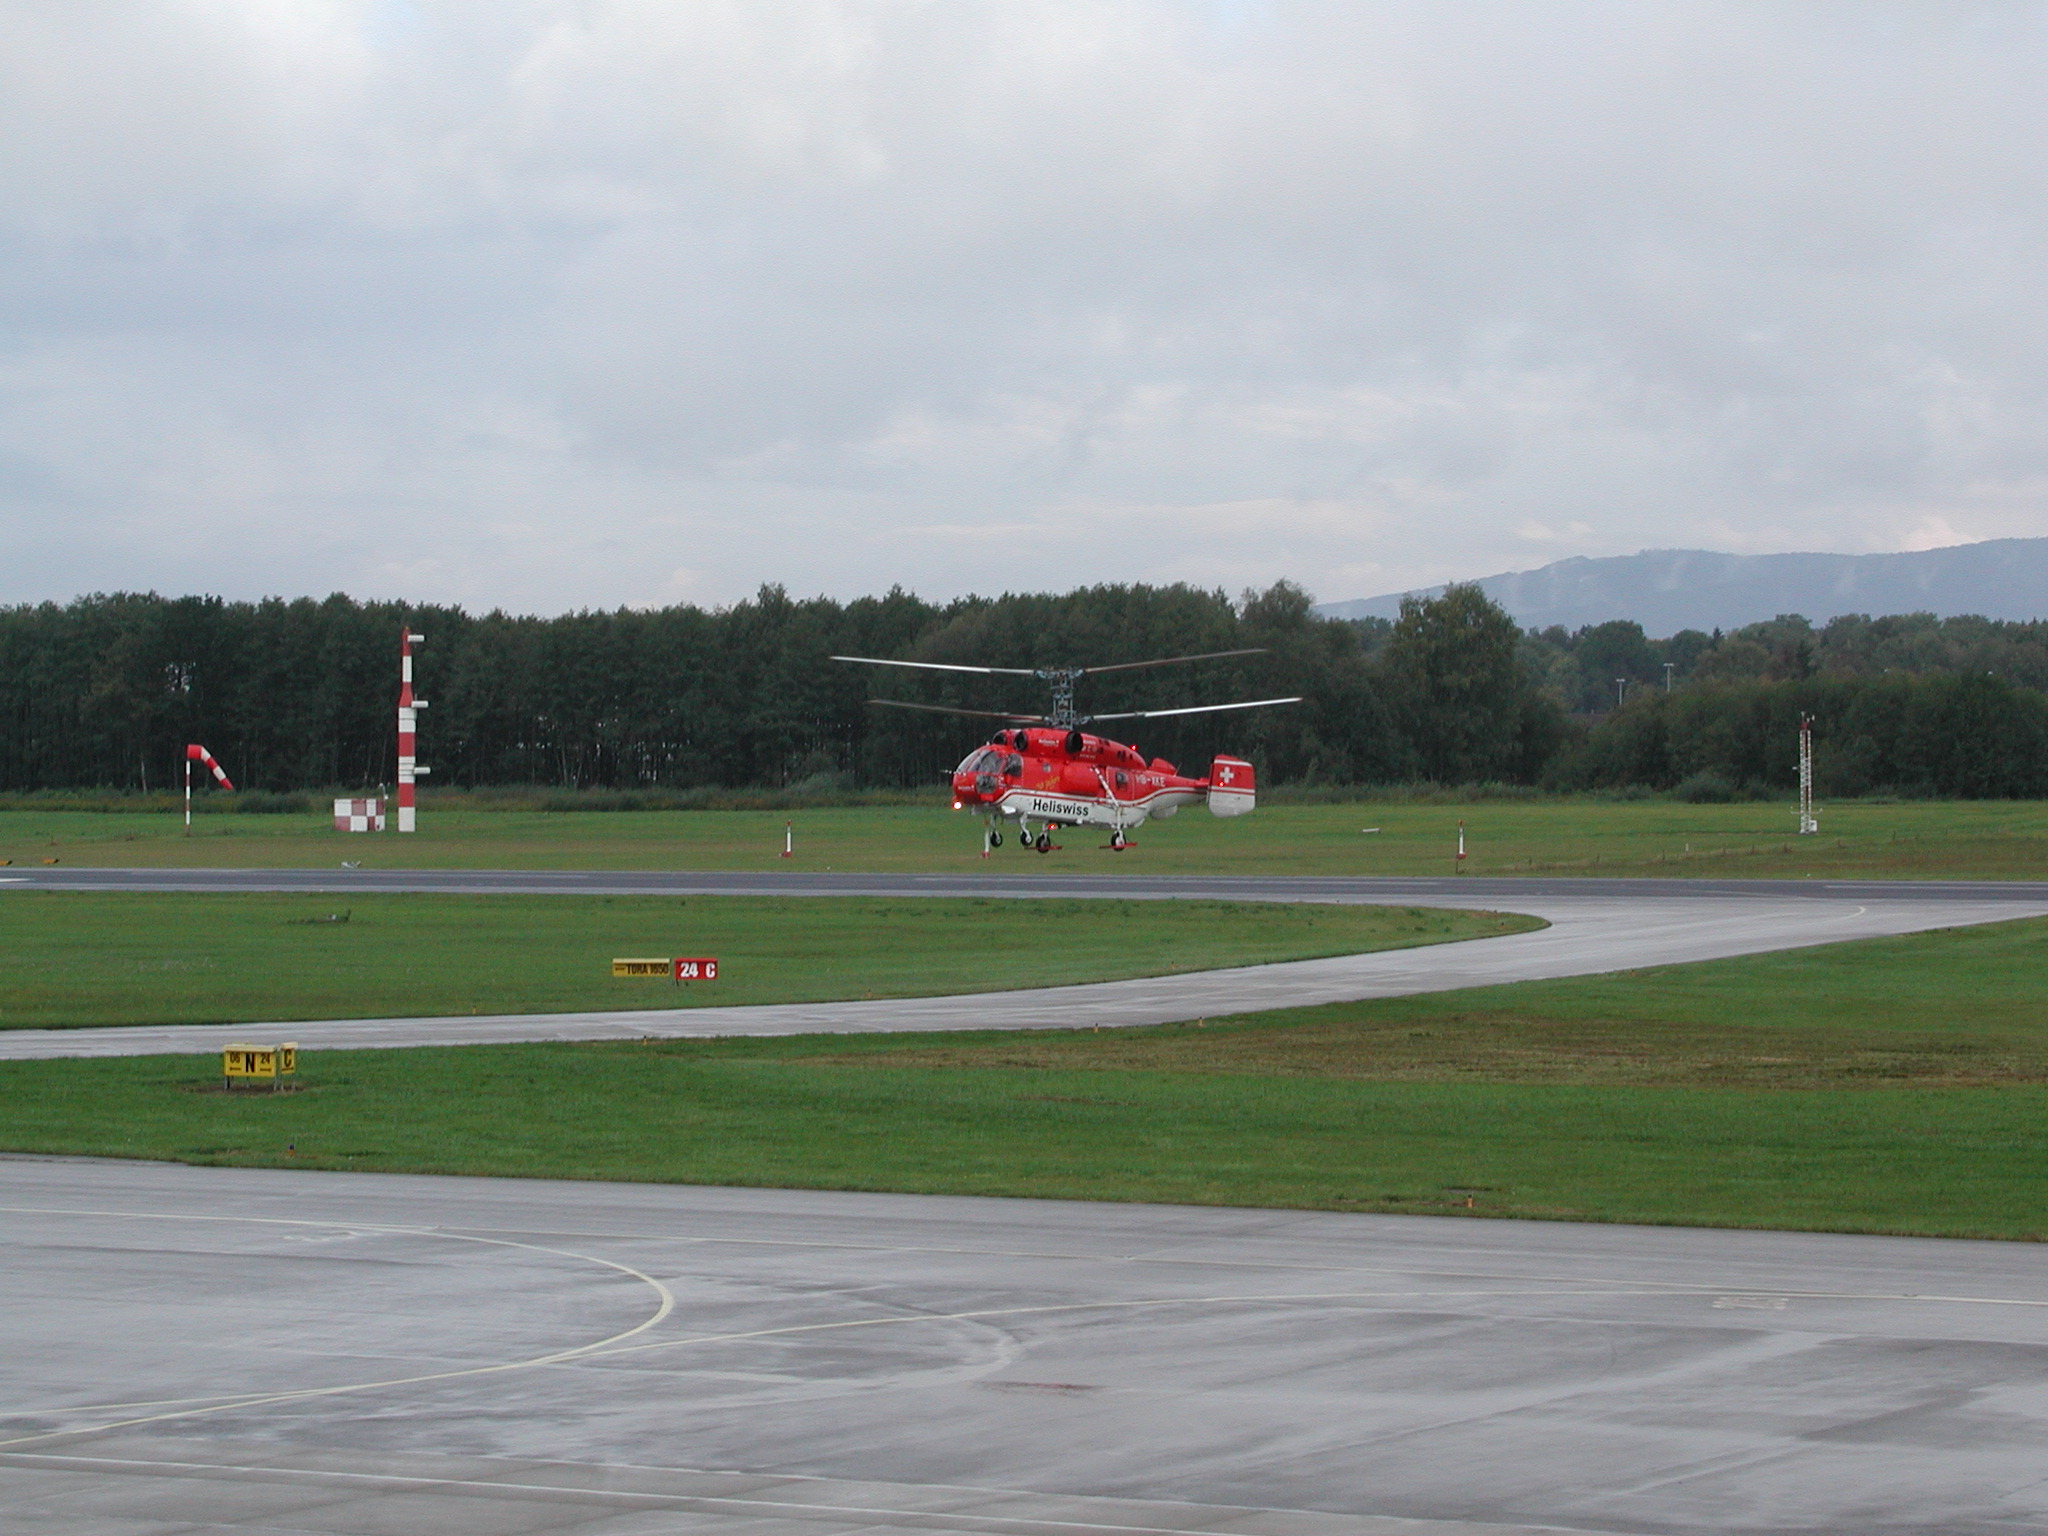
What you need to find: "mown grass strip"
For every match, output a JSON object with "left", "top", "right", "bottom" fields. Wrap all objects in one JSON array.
[
  {"left": 9, "top": 798, "right": 2048, "bottom": 879},
  {"left": 1, "top": 1048, "right": 2042, "bottom": 1241},
  {"left": 0, "top": 893, "right": 1529, "bottom": 1028}
]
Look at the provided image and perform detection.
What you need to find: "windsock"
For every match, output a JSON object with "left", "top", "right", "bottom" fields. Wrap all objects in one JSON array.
[{"left": 185, "top": 744, "right": 235, "bottom": 791}]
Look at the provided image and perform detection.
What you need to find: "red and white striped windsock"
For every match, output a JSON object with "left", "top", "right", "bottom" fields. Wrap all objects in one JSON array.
[{"left": 185, "top": 744, "right": 235, "bottom": 791}]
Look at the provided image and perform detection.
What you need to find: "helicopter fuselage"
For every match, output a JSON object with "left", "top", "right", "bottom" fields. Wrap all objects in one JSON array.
[{"left": 951, "top": 726, "right": 1254, "bottom": 831}]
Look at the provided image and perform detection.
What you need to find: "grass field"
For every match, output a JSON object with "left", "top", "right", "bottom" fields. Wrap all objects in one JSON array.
[
  {"left": 4, "top": 917, "right": 2045, "bottom": 1240},
  {"left": 8, "top": 796, "right": 2048, "bottom": 878},
  {"left": 0, "top": 893, "right": 1529, "bottom": 1028}
]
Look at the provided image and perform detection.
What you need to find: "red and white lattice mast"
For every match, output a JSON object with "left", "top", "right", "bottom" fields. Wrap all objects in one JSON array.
[{"left": 397, "top": 626, "right": 428, "bottom": 833}]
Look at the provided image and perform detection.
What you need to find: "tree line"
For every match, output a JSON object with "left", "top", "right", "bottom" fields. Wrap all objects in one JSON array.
[
  {"left": 1552, "top": 674, "right": 2048, "bottom": 799},
  {"left": 1499, "top": 609, "right": 2048, "bottom": 797},
  {"left": 0, "top": 582, "right": 1514, "bottom": 794},
  {"left": 3, "top": 584, "right": 2043, "bottom": 798}
]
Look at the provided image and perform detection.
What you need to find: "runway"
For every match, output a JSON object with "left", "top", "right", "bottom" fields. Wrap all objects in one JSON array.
[
  {"left": 4, "top": 871, "right": 2045, "bottom": 1058},
  {"left": 5, "top": 1156, "right": 2048, "bottom": 1535}
]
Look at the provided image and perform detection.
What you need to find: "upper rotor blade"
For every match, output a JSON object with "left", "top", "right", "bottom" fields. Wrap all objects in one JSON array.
[
  {"left": 831, "top": 654, "right": 1039, "bottom": 677},
  {"left": 1080, "top": 696, "right": 1302, "bottom": 723},
  {"left": 866, "top": 699, "right": 1048, "bottom": 722},
  {"left": 1078, "top": 648, "right": 1266, "bottom": 676}
]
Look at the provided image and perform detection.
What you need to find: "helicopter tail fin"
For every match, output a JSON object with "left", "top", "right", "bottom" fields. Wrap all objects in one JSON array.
[{"left": 1206, "top": 756, "right": 1255, "bottom": 817}]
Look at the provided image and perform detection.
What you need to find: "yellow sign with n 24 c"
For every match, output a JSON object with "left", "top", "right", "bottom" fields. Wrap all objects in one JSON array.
[{"left": 223, "top": 1044, "right": 297, "bottom": 1082}]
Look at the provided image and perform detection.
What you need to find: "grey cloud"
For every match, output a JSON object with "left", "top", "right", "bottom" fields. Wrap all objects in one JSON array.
[{"left": 3, "top": 1, "right": 2047, "bottom": 613}]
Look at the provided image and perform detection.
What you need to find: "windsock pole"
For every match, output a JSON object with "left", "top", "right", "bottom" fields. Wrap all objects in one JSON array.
[
  {"left": 184, "top": 744, "right": 234, "bottom": 831},
  {"left": 782, "top": 820, "right": 793, "bottom": 858},
  {"left": 397, "top": 627, "right": 428, "bottom": 833}
]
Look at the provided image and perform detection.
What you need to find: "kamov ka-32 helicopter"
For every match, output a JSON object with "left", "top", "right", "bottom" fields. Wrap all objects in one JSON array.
[{"left": 832, "top": 650, "right": 1299, "bottom": 854}]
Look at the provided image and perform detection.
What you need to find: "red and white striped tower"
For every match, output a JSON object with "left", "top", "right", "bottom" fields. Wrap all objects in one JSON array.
[{"left": 397, "top": 626, "right": 428, "bottom": 833}]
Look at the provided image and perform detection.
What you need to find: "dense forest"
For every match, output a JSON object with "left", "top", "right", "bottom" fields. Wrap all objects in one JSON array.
[
  {"left": 4, "top": 584, "right": 2048, "bottom": 798},
  {"left": 1511, "top": 610, "right": 2048, "bottom": 798},
  {"left": 0, "top": 583, "right": 1438, "bottom": 794}
]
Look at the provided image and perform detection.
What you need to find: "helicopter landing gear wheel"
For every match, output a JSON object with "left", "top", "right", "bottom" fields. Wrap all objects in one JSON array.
[
  {"left": 989, "top": 831, "right": 1002, "bottom": 848},
  {"left": 1035, "top": 831, "right": 1052, "bottom": 853},
  {"left": 1109, "top": 828, "right": 1127, "bottom": 851}
]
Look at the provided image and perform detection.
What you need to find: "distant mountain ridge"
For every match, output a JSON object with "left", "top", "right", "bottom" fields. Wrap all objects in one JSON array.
[{"left": 1315, "top": 540, "right": 2048, "bottom": 635}]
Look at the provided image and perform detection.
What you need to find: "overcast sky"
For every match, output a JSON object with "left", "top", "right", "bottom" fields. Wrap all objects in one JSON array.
[{"left": 5, "top": 2, "right": 2047, "bottom": 615}]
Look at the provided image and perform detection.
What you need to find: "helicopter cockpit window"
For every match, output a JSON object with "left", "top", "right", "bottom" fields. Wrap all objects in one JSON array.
[{"left": 958, "top": 747, "right": 1025, "bottom": 778}]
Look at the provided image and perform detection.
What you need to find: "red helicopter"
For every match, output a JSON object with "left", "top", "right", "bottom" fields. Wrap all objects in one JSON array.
[{"left": 832, "top": 650, "right": 1299, "bottom": 854}]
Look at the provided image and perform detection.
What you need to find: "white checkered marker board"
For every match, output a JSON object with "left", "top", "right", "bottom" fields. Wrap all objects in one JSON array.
[{"left": 333, "top": 798, "right": 385, "bottom": 832}]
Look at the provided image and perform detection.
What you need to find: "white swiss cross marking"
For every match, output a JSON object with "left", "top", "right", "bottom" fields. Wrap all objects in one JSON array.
[{"left": 1218, "top": 766, "right": 1235, "bottom": 784}]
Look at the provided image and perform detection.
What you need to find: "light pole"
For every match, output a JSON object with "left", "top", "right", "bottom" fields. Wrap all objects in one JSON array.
[
  {"left": 1663, "top": 662, "right": 1675, "bottom": 692},
  {"left": 1797, "top": 712, "right": 1817, "bottom": 835},
  {"left": 1615, "top": 677, "right": 1627, "bottom": 710}
]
